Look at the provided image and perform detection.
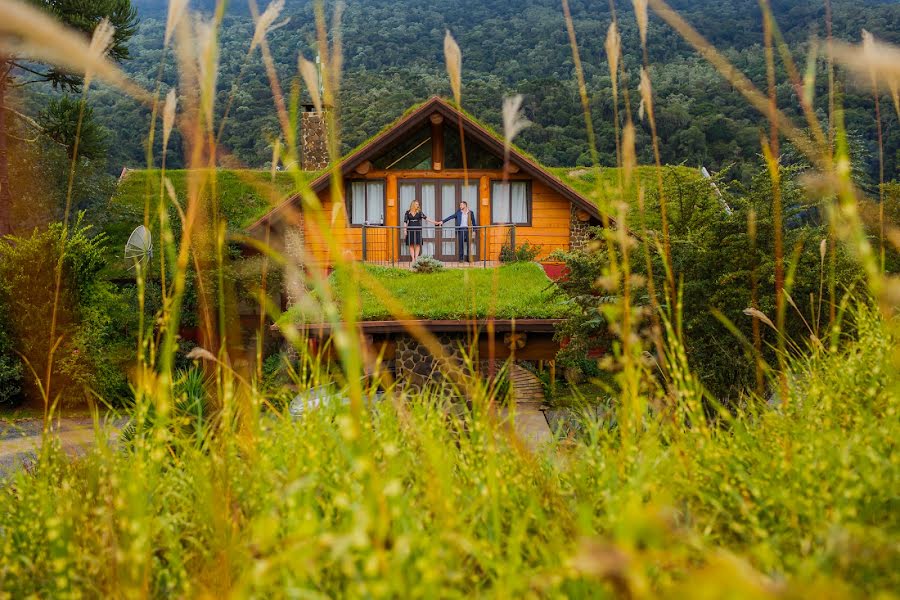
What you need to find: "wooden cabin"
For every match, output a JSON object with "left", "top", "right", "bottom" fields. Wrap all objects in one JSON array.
[{"left": 248, "top": 96, "right": 606, "bottom": 266}]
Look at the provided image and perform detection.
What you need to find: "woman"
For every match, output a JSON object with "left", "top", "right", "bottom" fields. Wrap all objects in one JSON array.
[{"left": 402, "top": 200, "right": 439, "bottom": 263}]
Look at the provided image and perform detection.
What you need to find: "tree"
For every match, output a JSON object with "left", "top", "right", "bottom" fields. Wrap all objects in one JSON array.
[
  {"left": 37, "top": 95, "right": 109, "bottom": 160},
  {"left": 0, "top": 0, "right": 137, "bottom": 235}
]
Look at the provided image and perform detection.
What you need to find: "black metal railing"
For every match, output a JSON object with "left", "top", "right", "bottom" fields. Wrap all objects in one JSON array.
[{"left": 360, "top": 224, "right": 518, "bottom": 268}]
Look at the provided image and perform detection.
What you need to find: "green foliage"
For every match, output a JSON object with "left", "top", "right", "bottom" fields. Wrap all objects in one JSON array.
[
  {"left": 552, "top": 165, "right": 864, "bottom": 398},
  {"left": 0, "top": 307, "right": 896, "bottom": 596},
  {"left": 499, "top": 240, "right": 542, "bottom": 263},
  {"left": 85, "top": 1, "right": 898, "bottom": 183},
  {"left": 410, "top": 255, "right": 444, "bottom": 273},
  {"left": 6, "top": 132, "right": 117, "bottom": 233},
  {"left": 0, "top": 217, "right": 132, "bottom": 407},
  {"left": 17, "top": 0, "right": 137, "bottom": 90},
  {"left": 37, "top": 95, "right": 108, "bottom": 160}
]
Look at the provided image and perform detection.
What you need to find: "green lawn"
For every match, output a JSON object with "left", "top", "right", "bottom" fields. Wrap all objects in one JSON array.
[{"left": 287, "top": 262, "right": 571, "bottom": 322}]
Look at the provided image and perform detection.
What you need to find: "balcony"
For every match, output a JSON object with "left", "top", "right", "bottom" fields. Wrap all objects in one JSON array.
[{"left": 360, "top": 224, "right": 518, "bottom": 268}]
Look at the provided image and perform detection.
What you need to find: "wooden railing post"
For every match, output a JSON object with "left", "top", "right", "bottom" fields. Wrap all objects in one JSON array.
[{"left": 361, "top": 225, "right": 367, "bottom": 262}]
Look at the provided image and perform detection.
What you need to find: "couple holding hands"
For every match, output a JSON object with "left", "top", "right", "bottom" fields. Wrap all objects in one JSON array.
[{"left": 403, "top": 199, "right": 477, "bottom": 263}]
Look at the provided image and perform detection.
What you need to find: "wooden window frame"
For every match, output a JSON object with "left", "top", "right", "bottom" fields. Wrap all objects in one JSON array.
[
  {"left": 490, "top": 179, "right": 532, "bottom": 226},
  {"left": 346, "top": 179, "right": 387, "bottom": 227}
]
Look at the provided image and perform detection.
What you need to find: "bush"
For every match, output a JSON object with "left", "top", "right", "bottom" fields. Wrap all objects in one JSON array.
[
  {"left": 0, "top": 217, "right": 133, "bottom": 407},
  {"left": 499, "top": 241, "right": 542, "bottom": 263},
  {"left": 411, "top": 256, "right": 444, "bottom": 273}
]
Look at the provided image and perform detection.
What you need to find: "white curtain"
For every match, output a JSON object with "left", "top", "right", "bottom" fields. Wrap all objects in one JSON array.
[
  {"left": 441, "top": 183, "right": 457, "bottom": 256},
  {"left": 366, "top": 181, "right": 385, "bottom": 225},
  {"left": 399, "top": 183, "right": 416, "bottom": 254},
  {"left": 491, "top": 182, "right": 510, "bottom": 223},
  {"left": 420, "top": 183, "right": 436, "bottom": 256},
  {"left": 350, "top": 181, "right": 366, "bottom": 224},
  {"left": 510, "top": 182, "right": 528, "bottom": 224}
]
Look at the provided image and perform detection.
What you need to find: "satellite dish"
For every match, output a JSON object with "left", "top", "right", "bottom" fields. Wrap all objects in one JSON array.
[{"left": 124, "top": 225, "right": 153, "bottom": 268}]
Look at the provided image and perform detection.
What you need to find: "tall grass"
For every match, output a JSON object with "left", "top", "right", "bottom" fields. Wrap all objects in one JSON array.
[{"left": 0, "top": 0, "right": 897, "bottom": 596}]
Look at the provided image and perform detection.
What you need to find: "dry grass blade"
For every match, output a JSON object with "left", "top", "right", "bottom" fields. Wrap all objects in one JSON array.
[
  {"left": 444, "top": 30, "right": 462, "bottom": 105},
  {"left": 605, "top": 22, "right": 621, "bottom": 95},
  {"left": 633, "top": 0, "right": 649, "bottom": 46},
  {"left": 638, "top": 68, "right": 655, "bottom": 123},
  {"left": 502, "top": 94, "right": 530, "bottom": 160},
  {"left": 194, "top": 15, "right": 220, "bottom": 126},
  {"left": 743, "top": 307, "right": 776, "bottom": 330},
  {"left": 622, "top": 121, "right": 636, "bottom": 186},
  {"left": 251, "top": 0, "right": 288, "bottom": 51},
  {"left": 0, "top": 0, "right": 149, "bottom": 101},
  {"left": 84, "top": 18, "right": 115, "bottom": 90},
  {"left": 186, "top": 347, "right": 217, "bottom": 362},
  {"left": 299, "top": 56, "right": 322, "bottom": 114},
  {"left": 162, "top": 88, "right": 177, "bottom": 150},
  {"left": 164, "top": 0, "right": 188, "bottom": 46},
  {"left": 833, "top": 35, "right": 900, "bottom": 89}
]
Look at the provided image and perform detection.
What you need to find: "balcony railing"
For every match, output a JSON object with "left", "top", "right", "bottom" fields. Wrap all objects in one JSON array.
[{"left": 360, "top": 224, "right": 517, "bottom": 268}]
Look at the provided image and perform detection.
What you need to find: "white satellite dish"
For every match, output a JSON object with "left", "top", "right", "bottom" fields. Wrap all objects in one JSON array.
[{"left": 125, "top": 225, "right": 153, "bottom": 268}]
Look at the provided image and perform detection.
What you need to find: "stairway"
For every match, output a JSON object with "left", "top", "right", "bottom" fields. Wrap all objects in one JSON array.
[
  {"left": 508, "top": 364, "right": 546, "bottom": 404},
  {"left": 497, "top": 363, "right": 553, "bottom": 450}
]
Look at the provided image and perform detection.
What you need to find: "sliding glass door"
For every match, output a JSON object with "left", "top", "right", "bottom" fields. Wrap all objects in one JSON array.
[{"left": 398, "top": 179, "right": 479, "bottom": 262}]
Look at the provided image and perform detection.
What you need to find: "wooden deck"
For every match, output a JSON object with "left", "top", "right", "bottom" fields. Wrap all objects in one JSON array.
[{"left": 363, "top": 260, "right": 502, "bottom": 269}]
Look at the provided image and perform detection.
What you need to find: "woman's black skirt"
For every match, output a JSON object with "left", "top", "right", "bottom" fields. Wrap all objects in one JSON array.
[{"left": 406, "top": 228, "right": 423, "bottom": 246}]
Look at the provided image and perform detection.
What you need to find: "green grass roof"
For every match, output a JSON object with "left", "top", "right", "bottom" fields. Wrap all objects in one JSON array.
[
  {"left": 549, "top": 165, "right": 706, "bottom": 230},
  {"left": 283, "top": 262, "right": 571, "bottom": 323},
  {"left": 101, "top": 168, "right": 314, "bottom": 278}
]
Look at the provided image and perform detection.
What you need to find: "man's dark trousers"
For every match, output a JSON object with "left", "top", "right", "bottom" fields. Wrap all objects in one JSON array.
[{"left": 457, "top": 229, "right": 470, "bottom": 261}]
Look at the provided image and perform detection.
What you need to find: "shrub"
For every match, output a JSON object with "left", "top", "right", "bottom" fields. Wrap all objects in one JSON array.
[
  {"left": 411, "top": 256, "right": 444, "bottom": 273},
  {"left": 0, "top": 217, "right": 133, "bottom": 407},
  {"left": 499, "top": 241, "right": 542, "bottom": 263}
]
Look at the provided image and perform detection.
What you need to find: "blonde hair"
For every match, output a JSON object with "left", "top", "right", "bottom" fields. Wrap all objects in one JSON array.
[{"left": 408, "top": 200, "right": 420, "bottom": 215}]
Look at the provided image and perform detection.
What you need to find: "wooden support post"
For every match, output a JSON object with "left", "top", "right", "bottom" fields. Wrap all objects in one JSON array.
[
  {"left": 549, "top": 360, "right": 556, "bottom": 396},
  {"left": 430, "top": 113, "right": 444, "bottom": 171},
  {"left": 386, "top": 174, "right": 398, "bottom": 263},
  {"left": 479, "top": 175, "right": 490, "bottom": 261}
]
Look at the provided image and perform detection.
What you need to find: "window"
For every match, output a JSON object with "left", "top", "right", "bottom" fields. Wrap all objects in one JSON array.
[
  {"left": 491, "top": 181, "right": 531, "bottom": 225},
  {"left": 348, "top": 180, "right": 385, "bottom": 225}
]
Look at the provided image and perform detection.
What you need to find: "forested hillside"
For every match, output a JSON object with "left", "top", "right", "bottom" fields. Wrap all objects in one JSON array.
[{"left": 66, "top": 0, "right": 900, "bottom": 185}]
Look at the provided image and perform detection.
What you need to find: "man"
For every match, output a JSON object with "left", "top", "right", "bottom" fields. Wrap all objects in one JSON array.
[{"left": 439, "top": 200, "right": 477, "bottom": 262}]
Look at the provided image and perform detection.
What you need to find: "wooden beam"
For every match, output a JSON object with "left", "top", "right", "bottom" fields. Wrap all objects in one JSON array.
[
  {"left": 431, "top": 116, "right": 444, "bottom": 171},
  {"left": 296, "top": 318, "right": 563, "bottom": 335},
  {"left": 354, "top": 160, "right": 373, "bottom": 175}
]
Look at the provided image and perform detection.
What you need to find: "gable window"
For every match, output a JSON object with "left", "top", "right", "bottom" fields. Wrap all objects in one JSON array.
[
  {"left": 491, "top": 181, "right": 531, "bottom": 225},
  {"left": 348, "top": 180, "right": 385, "bottom": 225}
]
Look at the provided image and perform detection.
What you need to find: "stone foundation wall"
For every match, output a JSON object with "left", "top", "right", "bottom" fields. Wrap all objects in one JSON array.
[
  {"left": 569, "top": 207, "right": 592, "bottom": 251},
  {"left": 394, "top": 334, "right": 467, "bottom": 389}
]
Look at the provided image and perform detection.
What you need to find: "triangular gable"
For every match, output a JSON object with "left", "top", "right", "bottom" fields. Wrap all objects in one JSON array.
[{"left": 249, "top": 96, "right": 608, "bottom": 232}]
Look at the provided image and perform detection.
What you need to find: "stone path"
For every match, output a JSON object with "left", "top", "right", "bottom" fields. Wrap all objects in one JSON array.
[
  {"left": 0, "top": 417, "right": 122, "bottom": 474},
  {"left": 499, "top": 364, "right": 553, "bottom": 451}
]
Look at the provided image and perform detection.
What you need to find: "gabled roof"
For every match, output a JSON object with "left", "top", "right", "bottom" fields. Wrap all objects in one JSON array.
[{"left": 248, "top": 96, "right": 607, "bottom": 232}]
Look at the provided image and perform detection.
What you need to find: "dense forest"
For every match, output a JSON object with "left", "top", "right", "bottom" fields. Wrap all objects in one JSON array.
[{"left": 27, "top": 0, "right": 900, "bottom": 187}]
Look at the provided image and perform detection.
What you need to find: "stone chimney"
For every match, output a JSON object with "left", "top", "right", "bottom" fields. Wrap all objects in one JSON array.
[{"left": 301, "top": 104, "right": 329, "bottom": 171}]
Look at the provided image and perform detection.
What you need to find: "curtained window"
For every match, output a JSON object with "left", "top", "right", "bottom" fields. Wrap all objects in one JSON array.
[
  {"left": 347, "top": 180, "right": 385, "bottom": 225},
  {"left": 490, "top": 181, "right": 531, "bottom": 225}
]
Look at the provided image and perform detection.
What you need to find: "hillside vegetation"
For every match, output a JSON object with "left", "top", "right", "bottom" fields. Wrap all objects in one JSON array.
[{"left": 67, "top": 0, "right": 900, "bottom": 187}]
